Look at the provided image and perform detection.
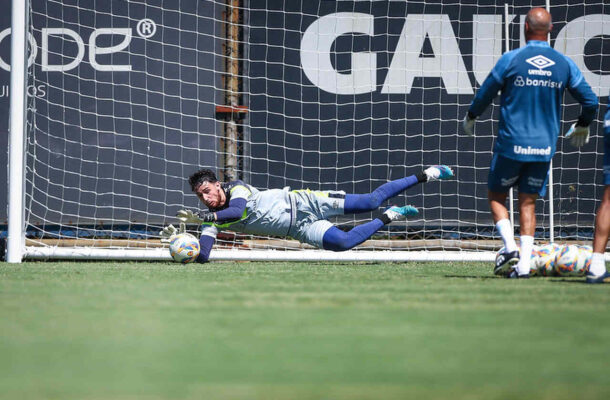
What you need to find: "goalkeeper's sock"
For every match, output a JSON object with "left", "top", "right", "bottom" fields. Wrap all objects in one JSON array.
[
  {"left": 344, "top": 175, "right": 419, "bottom": 213},
  {"left": 516, "top": 235, "right": 534, "bottom": 276},
  {"left": 322, "top": 221, "right": 384, "bottom": 251},
  {"left": 589, "top": 252, "right": 607, "bottom": 277},
  {"left": 496, "top": 219, "right": 518, "bottom": 252}
]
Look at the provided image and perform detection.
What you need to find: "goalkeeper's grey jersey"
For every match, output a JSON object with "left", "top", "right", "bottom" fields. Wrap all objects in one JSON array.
[
  {"left": 200, "top": 183, "right": 345, "bottom": 243},
  {"left": 201, "top": 185, "right": 294, "bottom": 239}
]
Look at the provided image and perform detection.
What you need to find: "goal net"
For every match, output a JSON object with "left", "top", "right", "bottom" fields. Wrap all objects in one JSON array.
[{"left": 8, "top": 0, "right": 609, "bottom": 261}]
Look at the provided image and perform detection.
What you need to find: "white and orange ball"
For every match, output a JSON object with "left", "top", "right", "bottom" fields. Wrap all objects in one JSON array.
[
  {"left": 554, "top": 244, "right": 589, "bottom": 276},
  {"left": 532, "top": 243, "right": 561, "bottom": 276},
  {"left": 573, "top": 245, "right": 593, "bottom": 276},
  {"left": 169, "top": 233, "right": 200, "bottom": 264}
]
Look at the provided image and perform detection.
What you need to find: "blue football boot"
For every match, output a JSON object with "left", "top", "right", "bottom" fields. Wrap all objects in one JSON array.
[
  {"left": 423, "top": 165, "right": 454, "bottom": 181},
  {"left": 383, "top": 205, "right": 419, "bottom": 222},
  {"left": 585, "top": 271, "right": 610, "bottom": 284}
]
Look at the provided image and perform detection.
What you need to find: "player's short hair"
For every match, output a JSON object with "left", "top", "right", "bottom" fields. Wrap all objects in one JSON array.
[{"left": 189, "top": 169, "right": 218, "bottom": 192}]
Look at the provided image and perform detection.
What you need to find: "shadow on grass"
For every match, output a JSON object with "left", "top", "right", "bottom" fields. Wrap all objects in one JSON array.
[
  {"left": 443, "top": 275, "right": 498, "bottom": 280},
  {"left": 549, "top": 278, "right": 590, "bottom": 284}
]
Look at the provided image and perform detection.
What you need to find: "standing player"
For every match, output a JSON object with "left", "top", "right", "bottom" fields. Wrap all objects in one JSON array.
[
  {"left": 161, "top": 166, "right": 453, "bottom": 262},
  {"left": 587, "top": 98, "right": 610, "bottom": 283},
  {"left": 462, "top": 8, "right": 598, "bottom": 278}
]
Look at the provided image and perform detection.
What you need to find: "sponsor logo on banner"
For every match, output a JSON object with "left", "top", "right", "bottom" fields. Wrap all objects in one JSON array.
[
  {"left": 0, "top": 18, "right": 157, "bottom": 73},
  {"left": 298, "top": 11, "right": 610, "bottom": 97},
  {"left": 0, "top": 18, "right": 157, "bottom": 100},
  {"left": 0, "top": 84, "right": 46, "bottom": 98}
]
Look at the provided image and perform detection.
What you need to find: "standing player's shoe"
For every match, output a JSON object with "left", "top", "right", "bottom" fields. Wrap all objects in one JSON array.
[
  {"left": 494, "top": 249, "right": 520, "bottom": 276},
  {"left": 384, "top": 205, "right": 419, "bottom": 222},
  {"left": 424, "top": 165, "right": 454, "bottom": 181},
  {"left": 585, "top": 271, "right": 610, "bottom": 284}
]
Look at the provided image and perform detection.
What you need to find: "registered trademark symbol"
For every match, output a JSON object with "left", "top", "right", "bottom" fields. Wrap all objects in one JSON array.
[{"left": 136, "top": 18, "right": 157, "bottom": 38}]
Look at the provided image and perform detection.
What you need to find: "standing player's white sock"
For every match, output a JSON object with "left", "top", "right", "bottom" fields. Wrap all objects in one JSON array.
[
  {"left": 496, "top": 219, "right": 518, "bottom": 252},
  {"left": 516, "top": 235, "right": 534, "bottom": 276},
  {"left": 589, "top": 252, "right": 607, "bottom": 277}
]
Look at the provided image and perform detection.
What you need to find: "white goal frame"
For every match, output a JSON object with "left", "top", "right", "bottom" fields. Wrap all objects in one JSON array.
[{"left": 6, "top": 1, "right": 609, "bottom": 263}]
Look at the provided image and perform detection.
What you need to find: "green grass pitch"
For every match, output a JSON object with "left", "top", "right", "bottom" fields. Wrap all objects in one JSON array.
[{"left": 1, "top": 261, "right": 609, "bottom": 400}]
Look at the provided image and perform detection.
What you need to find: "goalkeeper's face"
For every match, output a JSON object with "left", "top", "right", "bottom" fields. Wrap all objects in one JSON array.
[{"left": 195, "top": 181, "right": 226, "bottom": 209}]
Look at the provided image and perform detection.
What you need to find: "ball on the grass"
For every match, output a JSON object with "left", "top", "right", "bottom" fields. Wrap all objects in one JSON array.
[
  {"left": 532, "top": 243, "right": 561, "bottom": 276},
  {"left": 169, "top": 233, "right": 200, "bottom": 264},
  {"left": 573, "top": 245, "right": 592, "bottom": 276},
  {"left": 554, "top": 244, "right": 585, "bottom": 276}
]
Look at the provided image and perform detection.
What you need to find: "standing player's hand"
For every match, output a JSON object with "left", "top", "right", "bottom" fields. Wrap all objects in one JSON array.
[
  {"left": 565, "top": 123, "right": 590, "bottom": 147},
  {"left": 462, "top": 114, "right": 476, "bottom": 136},
  {"left": 159, "top": 222, "right": 186, "bottom": 243},
  {"left": 176, "top": 209, "right": 215, "bottom": 224}
]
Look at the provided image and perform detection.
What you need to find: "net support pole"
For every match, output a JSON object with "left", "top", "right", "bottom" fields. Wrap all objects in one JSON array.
[
  {"left": 6, "top": 0, "right": 28, "bottom": 263},
  {"left": 546, "top": 0, "right": 555, "bottom": 243},
  {"left": 219, "top": 0, "right": 243, "bottom": 182},
  {"left": 504, "top": 4, "right": 515, "bottom": 229}
]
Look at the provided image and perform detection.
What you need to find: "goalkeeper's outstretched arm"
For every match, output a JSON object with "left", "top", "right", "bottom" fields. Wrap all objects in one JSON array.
[{"left": 177, "top": 197, "right": 247, "bottom": 225}]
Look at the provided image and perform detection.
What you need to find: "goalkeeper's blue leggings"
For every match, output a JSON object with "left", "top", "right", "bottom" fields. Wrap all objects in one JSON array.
[{"left": 322, "top": 175, "right": 419, "bottom": 251}]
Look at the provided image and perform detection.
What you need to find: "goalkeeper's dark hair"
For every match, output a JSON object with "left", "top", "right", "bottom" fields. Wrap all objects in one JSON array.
[{"left": 189, "top": 169, "right": 218, "bottom": 192}]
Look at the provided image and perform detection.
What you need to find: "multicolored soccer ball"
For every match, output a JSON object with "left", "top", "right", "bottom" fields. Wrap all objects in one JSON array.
[
  {"left": 554, "top": 244, "right": 591, "bottom": 276},
  {"left": 532, "top": 243, "right": 562, "bottom": 276},
  {"left": 169, "top": 233, "right": 200, "bottom": 263},
  {"left": 574, "top": 245, "right": 593, "bottom": 274}
]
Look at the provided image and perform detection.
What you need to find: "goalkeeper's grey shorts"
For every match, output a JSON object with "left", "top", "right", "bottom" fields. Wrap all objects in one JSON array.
[{"left": 287, "top": 189, "right": 346, "bottom": 248}]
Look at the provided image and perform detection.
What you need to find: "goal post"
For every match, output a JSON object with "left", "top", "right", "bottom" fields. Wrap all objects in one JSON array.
[
  {"left": 6, "top": 0, "right": 28, "bottom": 263},
  {"left": 5, "top": 0, "right": 610, "bottom": 262}
]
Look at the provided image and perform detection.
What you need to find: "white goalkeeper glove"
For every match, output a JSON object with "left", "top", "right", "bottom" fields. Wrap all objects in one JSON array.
[
  {"left": 159, "top": 222, "right": 186, "bottom": 243},
  {"left": 176, "top": 209, "right": 216, "bottom": 224},
  {"left": 565, "top": 123, "right": 590, "bottom": 147},
  {"left": 462, "top": 113, "right": 476, "bottom": 136}
]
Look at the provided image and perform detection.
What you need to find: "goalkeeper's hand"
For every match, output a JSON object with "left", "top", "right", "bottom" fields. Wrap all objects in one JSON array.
[
  {"left": 462, "top": 113, "right": 476, "bottom": 136},
  {"left": 176, "top": 209, "right": 215, "bottom": 224},
  {"left": 159, "top": 222, "right": 185, "bottom": 243},
  {"left": 565, "top": 123, "right": 590, "bottom": 147}
]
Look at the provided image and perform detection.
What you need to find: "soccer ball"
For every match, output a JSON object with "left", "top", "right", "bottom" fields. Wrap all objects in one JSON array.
[
  {"left": 573, "top": 245, "right": 593, "bottom": 276},
  {"left": 169, "top": 233, "right": 200, "bottom": 264},
  {"left": 532, "top": 243, "right": 561, "bottom": 276},
  {"left": 554, "top": 244, "right": 588, "bottom": 276}
]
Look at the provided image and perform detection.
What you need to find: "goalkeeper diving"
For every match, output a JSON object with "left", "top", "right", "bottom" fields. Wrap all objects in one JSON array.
[{"left": 161, "top": 166, "right": 454, "bottom": 262}]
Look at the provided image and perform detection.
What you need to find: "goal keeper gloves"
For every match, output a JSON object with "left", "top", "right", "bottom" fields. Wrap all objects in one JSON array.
[
  {"left": 159, "top": 222, "right": 186, "bottom": 243},
  {"left": 565, "top": 122, "right": 590, "bottom": 147},
  {"left": 176, "top": 209, "right": 216, "bottom": 224},
  {"left": 462, "top": 112, "right": 476, "bottom": 136}
]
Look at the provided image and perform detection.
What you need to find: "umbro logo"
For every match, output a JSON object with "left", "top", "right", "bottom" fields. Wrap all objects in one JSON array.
[
  {"left": 526, "top": 55, "right": 555, "bottom": 76},
  {"left": 526, "top": 55, "right": 555, "bottom": 69}
]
